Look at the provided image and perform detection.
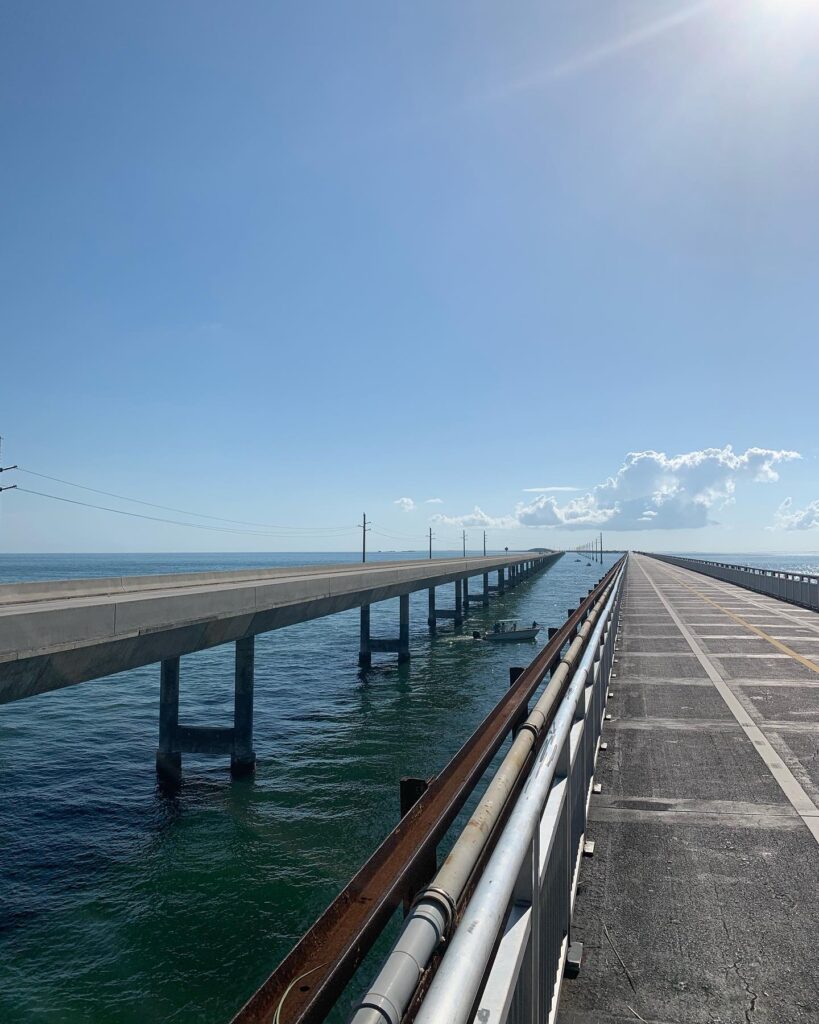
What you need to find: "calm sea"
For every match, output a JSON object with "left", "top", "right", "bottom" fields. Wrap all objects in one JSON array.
[
  {"left": 0, "top": 550, "right": 622, "bottom": 1024},
  {"left": 683, "top": 552, "right": 819, "bottom": 574}
]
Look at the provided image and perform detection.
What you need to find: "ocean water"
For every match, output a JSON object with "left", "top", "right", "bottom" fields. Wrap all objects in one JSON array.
[
  {"left": 685, "top": 552, "right": 819, "bottom": 575},
  {"left": 0, "top": 550, "right": 618, "bottom": 1024}
]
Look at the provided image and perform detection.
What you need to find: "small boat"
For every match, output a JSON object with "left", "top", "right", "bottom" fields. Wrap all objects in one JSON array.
[{"left": 485, "top": 619, "right": 541, "bottom": 642}]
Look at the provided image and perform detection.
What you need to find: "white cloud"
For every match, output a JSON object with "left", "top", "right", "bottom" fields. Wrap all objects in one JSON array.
[
  {"left": 522, "top": 486, "right": 580, "bottom": 493},
  {"left": 437, "top": 446, "right": 801, "bottom": 533},
  {"left": 431, "top": 505, "right": 519, "bottom": 529},
  {"left": 773, "top": 498, "right": 819, "bottom": 531},
  {"left": 425, "top": 497, "right": 444, "bottom": 504},
  {"left": 394, "top": 497, "right": 416, "bottom": 512},
  {"left": 516, "top": 447, "right": 800, "bottom": 531}
]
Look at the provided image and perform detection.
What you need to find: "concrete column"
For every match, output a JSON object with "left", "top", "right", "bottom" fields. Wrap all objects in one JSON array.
[
  {"left": 359, "top": 605, "right": 372, "bottom": 668},
  {"left": 398, "top": 593, "right": 410, "bottom": 662},
  {"left": 428, "top": 588, "right": 436, "bottom": 634},
  {"left": 231, "top": 635, "right": 256, "bottom": 777},
  {"left": 498, "top": 567, "right": 505, "bottom": 595},
  {"left": 482, "top": 572, "right": 489, "bottom": 606},
  {"left": 462, "top": 577, "right": 469, "bottom": 610},
  {"left": 156, "top": 656, "right": 181, "bottom": 784},
  {"left": 454, "top": 580, "right": 463, "bottom": 628}
]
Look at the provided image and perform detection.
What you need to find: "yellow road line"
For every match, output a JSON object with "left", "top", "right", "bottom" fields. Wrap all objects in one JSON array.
[{"left": 659, "top": 567, "right": 819, "bottom": 676}]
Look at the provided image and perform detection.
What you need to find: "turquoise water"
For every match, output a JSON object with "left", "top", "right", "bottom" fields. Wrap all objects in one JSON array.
[{"left": 0, "top": 550, "right": 617, "bottom": 1024}]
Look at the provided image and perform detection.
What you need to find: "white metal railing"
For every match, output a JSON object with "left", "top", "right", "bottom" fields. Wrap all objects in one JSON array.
[
  {"left": 643, "top": 553, "right": 819, "bottom": 612},
  {"left": 412, "top": 563, "right": 624, "bottom": 1024}
]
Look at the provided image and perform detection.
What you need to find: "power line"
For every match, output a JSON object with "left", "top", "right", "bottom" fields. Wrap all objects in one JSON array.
[
  {"left": 13, "top": 487, "right": 359, "bottom": 539},
  {"left": 15, "top": 467, "right": 352, "bottom": 533}
]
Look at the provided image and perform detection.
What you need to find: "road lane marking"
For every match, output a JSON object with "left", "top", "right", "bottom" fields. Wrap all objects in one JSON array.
[
  {"left": 635, "top": 557, "right": 819, "bottom": 845},
  {"left": 655, "top": 569, "right": 819, "bottom": 676}
]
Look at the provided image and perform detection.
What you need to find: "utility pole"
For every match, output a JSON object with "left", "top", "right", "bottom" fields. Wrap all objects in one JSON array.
[
  {"left": 462, "top": 529, "right": 466, "bottom": 558},
  {"left": 361, "top": 513, "right": 370, "bottom": 563},
  {"left": 429, "top": 527, "right": 433, "bottom": 560},
  {"left": 483, "top": 530, "right": 486, "bottom": 557}
]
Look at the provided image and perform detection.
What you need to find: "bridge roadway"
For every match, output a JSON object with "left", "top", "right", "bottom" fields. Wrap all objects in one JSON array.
[{"left": 559, "top": 553, "right": 819, "bottom": 1024}]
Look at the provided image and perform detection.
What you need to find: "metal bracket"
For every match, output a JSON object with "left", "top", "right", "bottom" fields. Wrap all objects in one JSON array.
[{"left": 565, "top": 940, "right": 583, "bottom": 978}]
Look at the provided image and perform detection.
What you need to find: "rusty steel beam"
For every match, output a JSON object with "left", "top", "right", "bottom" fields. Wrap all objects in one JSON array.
[{"left": 229, "top": 558, "right": 625, "bottom": 1024}]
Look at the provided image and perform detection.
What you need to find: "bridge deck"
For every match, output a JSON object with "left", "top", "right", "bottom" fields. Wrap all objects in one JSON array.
[{"left": 559, "top": 553, "right": 819, "bottom": 1024}]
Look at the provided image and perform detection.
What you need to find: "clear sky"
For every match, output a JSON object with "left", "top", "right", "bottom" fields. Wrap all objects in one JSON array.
[{"left": 2, "top": 0, "right": 818, "bottom": 554}]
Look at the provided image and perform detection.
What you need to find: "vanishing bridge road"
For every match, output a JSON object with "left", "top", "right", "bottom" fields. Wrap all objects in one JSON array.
[{"left": 559, "top": 553, "right": 819, "bottom": 1024}]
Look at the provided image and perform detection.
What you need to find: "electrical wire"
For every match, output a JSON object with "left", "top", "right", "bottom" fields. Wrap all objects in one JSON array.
[
  {"left": 15, "top": 467, "right": 353, "bottom": 533},
  {"left": 13, "top": 488, "right": 359, "bottom": 539}
]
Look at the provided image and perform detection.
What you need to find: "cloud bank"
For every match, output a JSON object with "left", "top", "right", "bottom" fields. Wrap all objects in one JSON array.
[
  {"left": 433, "top": 447, "right": 801, "bottom": 532},
  {"left": 773, "top": 498, "right": 819, "bottom": 531}
]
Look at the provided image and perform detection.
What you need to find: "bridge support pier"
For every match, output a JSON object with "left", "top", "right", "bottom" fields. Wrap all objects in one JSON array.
[
  {"left": 398, "top": 593, "right": 410, "bottom": 663},
  {"left": 359, "top": 605, "right": 372, "bottom": 668},
  {"left": 359, "top": 595, "right": 411, "bottom": 665},
  {"left": 156, "top": 636, "right": 257, "bottom": 786},
  {"left": 231, "top": 636, "right": 256, "bottom": 777},
  {"left": 482, "top": 573, "right": 490, "bottom": 606},
  {"left": 156, "top": 656, "right": 182, "bottom": 784},
  {"left": 427, "top": 582, "right": 464, "bottom": 632},
  {"left": 498, "top": 567, "right": 505, "bottom": 595}
]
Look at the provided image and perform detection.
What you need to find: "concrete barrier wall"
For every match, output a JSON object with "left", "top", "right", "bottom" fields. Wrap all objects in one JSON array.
[{"left": 642, "top": 553, "right": 819, "bottom": 612}]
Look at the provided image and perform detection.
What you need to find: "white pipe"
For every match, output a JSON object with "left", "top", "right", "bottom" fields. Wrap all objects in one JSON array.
[{"left": 412, "top": 575, "right": 620, "bottom": 1024}]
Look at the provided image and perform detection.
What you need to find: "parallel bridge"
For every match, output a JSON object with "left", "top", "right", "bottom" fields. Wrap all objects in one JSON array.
[{"left": 0, "top": 551, "right": 560, "bottom": 781}]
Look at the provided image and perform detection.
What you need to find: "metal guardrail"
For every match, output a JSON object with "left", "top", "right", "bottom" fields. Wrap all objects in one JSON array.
[
  {"left": 230, "top": 558, "right": 626, "bottom": 1024},
  {"left": 408, "top": 562, "right": 624, "bottom": 1024},
  {"left": 641, "top": 553, "right": 819, "bottom": 612}
]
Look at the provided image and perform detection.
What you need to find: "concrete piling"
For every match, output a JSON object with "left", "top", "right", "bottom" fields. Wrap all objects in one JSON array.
[
  {"left": 231, "top": 635, "right": 256, "bottom": 777},
  {"left": 156, "top": 656, "right": 182, "bottom": 784},
  {"left": 359, "top": 605, "right": 372, "bottom": 668},
  {"left": 398, "top": 594, "right": 410, "bottom": 663}
]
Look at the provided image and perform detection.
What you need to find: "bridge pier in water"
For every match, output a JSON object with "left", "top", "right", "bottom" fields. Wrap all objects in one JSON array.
[
  {"left": 0, "top": 551, "right": 562, "bottom": 787},
  {"left": 358, "top": 593, "right": 411, "bottom": 668},
  {"left": 156, "top": 635, "right": 256, "bottom": 785}
]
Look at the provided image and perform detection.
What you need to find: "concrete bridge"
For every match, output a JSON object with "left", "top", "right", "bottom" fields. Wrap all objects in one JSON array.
[{"left": 0, "top": 551, "right": 560, "bottom": 782}]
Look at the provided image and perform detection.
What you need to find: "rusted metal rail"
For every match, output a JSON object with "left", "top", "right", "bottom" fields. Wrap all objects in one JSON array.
[{"left": 230, "top": 558, "right": 625, "bottom": 1024}]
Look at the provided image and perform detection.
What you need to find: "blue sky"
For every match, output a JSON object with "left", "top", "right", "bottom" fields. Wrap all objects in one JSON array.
[{"left": 1, "top": 0, "right": 818, "bottom": 554}]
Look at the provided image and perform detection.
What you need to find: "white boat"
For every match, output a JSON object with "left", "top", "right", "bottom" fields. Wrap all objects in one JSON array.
[{"left": 484, "top": 619, "right": 541, "bottom": 642}]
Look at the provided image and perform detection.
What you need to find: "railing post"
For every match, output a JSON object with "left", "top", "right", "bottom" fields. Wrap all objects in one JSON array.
[
  {"left": 231, "top": 635, "right": 256, "bottom": 777},
  {"left": 399, "top": 776, "right": 435, "bottom": 915},
  {"left": 509, "top": 666, "right": 527, "bottom": 735}
]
